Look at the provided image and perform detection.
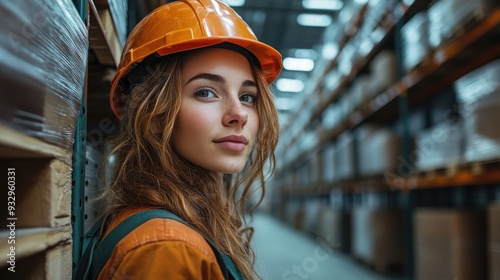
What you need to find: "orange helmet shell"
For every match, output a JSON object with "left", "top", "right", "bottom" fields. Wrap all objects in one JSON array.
[{"left": 110, "top": 0, "right": 282, "bottom": 119}]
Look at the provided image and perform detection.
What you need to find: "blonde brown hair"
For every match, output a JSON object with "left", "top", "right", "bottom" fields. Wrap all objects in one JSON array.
[{"left": 103, "top": 49, "right": 279, "bottom": 279}]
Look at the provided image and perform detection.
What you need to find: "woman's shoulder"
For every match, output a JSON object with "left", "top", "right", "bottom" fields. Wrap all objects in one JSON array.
[
  {"left": 105, "top": 208, "right": 215, "bottom": 259},
  {"left": 98, "top": 209, "right": 224, "bottom": 279},
  {"left": 122, "top": 215, "right": 215, "bottom": 257}
]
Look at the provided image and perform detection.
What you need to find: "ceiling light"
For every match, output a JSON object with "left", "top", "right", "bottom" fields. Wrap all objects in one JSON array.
[
  {"left": 321, "top": 43, "right": 339, "bottom": 59},
  {"left": 283, "top": 57, "right": 315, "bottom": 71},
  {"left": 292, "top": 48, "right": 318, "bottom": 59},
  {"left": 297, "top": 14, "right": 332, "bottom": 27},
  {"left": 220, "top": 0, "right": 245, "bottom": 7},
  {"left": 302, "top": 0, "right": 343, "bottom": 10},
  {"left": 276, "top": 78, "right": 305, "bottom": 93}
]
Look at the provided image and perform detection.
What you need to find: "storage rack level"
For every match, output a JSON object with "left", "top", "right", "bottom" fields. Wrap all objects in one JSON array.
[{"left": 0, "top": 124, "right": 73, "bottom": 279}]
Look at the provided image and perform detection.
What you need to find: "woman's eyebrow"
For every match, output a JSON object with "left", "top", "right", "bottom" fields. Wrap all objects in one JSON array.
[
  {"left": 185, "top": 73, "right": 257, "bottom": 88},
  {"left": 185, "top": 73, "right": 225, "bottom": 85},
  {"left": 242, "top": 80, "right": 257, "bottom": 87}
]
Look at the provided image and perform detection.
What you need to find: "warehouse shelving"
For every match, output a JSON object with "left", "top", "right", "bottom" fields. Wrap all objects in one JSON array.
[
  {"left": 277, "top": 7, "right": 500, "bottom": 180},
  {"left": 0, "top": 124, "right": 71, "bottom": 161},
  {"left": 274, "top": 1, "right": 500, "bottom": 279},
  {"left": 0, "top": 227, "right": 72, "bottom": 264},
  {"left": 89, "top": 0, "right": 122, "bottom": 67},
  {"left": 0, "top": 123, "right": 74, "bottom": 278},
  {"left": 279, "top": 2, "right": 370, "bottom": 138},
  {"left": 0, "top": 0, "right": 87, "bottom": 278}
]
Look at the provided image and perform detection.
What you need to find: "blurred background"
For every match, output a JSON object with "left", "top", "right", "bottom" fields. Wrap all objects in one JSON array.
[{"left": 0, "top": 0, "right": 499, "bottom": 279}]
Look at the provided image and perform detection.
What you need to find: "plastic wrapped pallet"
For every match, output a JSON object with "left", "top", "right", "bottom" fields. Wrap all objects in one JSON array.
[
  {"left": 414, "top": 209, "right": 487, "bottom": 280},
  {"left": 361, "top": 0, "right": 396, "bottom": 45},
  {"left": 489, "top": 204, "right": 500, "bottom": 280},
  {"left": 322, "top": 143, "right": 336, "bottom": 183},
  {"left": 338, "top": 44, "right": 358, "bottom": 77},
  {"left": 322, "top": 102, "right": 341, "bottom": 130},
  {"left": 303, "top": 199, "right": 322, "bottom": 236},
  {"left": 369, "top": 51, "right": 397, "bottom": 94},
  {"left": 351, "top": 75, "right": 373, "bottom": 107},
  {"left": 402, "top": 12, "right": 431, "bottom": 72},
  {"left": 0, "top": 0, "right": 87, "bottom": 153},
  {"left": 335, "top": 132, "right": 355, "bottom": 181},
  {"left": 316, "top": 205, "right": 345, "bottom": 249},
  {"left": 308, "top": 150, "right": 322, "bottom": 185},
  {"left": 428, "top": 0, "right": 497, "bottom": 48},
  {"left": 357, "top": 126, "right": 401, "bottom": 177},
  {"left": 415, "top": 121, "right": 463, "bottom": 171},
  {"left": 352, "top": 206, "right": 405, "bottom": 272},
  {"left": 454, "top": 60, "right": 500, "bottom": 162}
]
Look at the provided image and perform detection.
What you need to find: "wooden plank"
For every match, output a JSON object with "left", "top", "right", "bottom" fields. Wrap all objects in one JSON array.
[
  {"left": 0, "top": 124, "right": 71, "bottom": 162},
  {"left": 45, "top": 243, "right": 72, "bottom": 280},
  {"left": 0, "top": 226, "right": 71, "bottom": 268},
  {"left": 89, "top": 0, "right": 121, "bottom": 66},
  {"left": 0, "top": 159, "right": 72, "bottom": 227}
]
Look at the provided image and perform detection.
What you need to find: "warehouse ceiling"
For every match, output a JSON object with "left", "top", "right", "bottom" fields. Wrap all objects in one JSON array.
[{"left": 131, "top": 0, "right": 343, "bottom": 123}]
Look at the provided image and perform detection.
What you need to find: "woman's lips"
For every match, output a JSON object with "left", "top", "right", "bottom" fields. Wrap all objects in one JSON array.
[
  {"left": 213, "top": 135, "right": 248, "bottom": 152},
  {"left": 215, "top": 141, "right": 246, "bottom": 152}
]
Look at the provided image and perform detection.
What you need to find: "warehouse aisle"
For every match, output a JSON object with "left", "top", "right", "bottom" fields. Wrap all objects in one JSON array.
[{"left": 250, "top": 213, "right": 403, "bottom": 280}]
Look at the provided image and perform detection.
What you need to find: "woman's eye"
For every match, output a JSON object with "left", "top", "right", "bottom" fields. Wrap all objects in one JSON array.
[
  {"left": 194, "top": 88, "right": 216, "bottom": 98},
  {"left": 240, "top": 94, "right": 257, "bottom": 104}
]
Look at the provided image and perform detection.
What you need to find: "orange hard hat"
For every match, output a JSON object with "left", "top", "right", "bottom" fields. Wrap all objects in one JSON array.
[{"left": 110, "top": 0, "right": 283, "bottom": 119}]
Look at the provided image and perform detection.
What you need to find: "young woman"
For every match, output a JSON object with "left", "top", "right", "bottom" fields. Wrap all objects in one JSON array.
[{"left": 92, "top": 0, "right": 282, "bottom": 279}]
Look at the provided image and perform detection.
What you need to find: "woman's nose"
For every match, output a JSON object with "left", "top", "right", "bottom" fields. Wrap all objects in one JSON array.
[{"left": 222, "top": 97, "right": 248, "bottom": 127}]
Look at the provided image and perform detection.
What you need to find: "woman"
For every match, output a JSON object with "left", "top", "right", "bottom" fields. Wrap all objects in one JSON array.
[{"left": 94, "top": 0, "right": 282, "bottom": 279}]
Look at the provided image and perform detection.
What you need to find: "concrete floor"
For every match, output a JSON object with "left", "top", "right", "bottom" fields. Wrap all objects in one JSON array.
[{"left": 250, "top": 213, "right": 404, "bottom": 280}]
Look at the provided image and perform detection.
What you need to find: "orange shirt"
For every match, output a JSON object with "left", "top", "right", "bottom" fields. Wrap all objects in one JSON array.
[{"left": 97, "top": 208, "right": 226, "bottom": 280}]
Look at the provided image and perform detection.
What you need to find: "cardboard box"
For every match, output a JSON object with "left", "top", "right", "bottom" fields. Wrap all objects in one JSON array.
[
  {"left": 352, "top": 207, "right": 405, "bottom": 272},
  {"left": 489, "top": 204, "right": 500, "bottom": 280},
  {"left": 317, "top": 206, "right": 343, "bottom": 248},
  {"left": 357, "top": 127, "right": 401, "bottom": 177},
  {"left": 414, "top": 209, "right": 487, "bottom": 280}
]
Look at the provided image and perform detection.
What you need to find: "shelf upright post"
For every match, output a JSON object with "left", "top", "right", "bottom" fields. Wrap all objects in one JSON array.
[
  {"left": 395, "top": 1, "right": 414, "bottom": 279},
  {"left": 71, "top": 0, "right": 87, "bottom": 277},
  {"left": 71, "top": 101, "right": 87, "bottom": 278},
  {"left": 73, "top": 0, "right": 87, "bottom": 22}
]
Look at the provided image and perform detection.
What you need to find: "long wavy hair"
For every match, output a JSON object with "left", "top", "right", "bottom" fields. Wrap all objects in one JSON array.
[{"left": 102, "top": 49, "right": 279, "bottom": 279}]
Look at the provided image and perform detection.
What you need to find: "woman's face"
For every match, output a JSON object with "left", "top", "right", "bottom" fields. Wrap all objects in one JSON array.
[{"left": 173, "top": 48, "right": 259, "bottom": 174}]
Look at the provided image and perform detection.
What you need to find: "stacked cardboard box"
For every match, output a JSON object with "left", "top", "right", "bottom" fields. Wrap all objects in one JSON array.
[
  {"left": 402, "top": 12, "right": 430, "bottom": 72},
  {"left": 429, "top": 0, "right": 497, "bottom": 48},
  {"left": 357, "top": 126, "right": 401, "bottom": 177},
  {"left": 415, "top": 121, "right": 463, "bottom": 171},
  {"left": 454, "top": 60, "right": 500, "bottom": 162},
  {"left": 316, "top": 206, "right": 349, "bottom": 251},
  {"left": 352, "top": 207, "right": 405, "bottom": 272},
  {"left": 414, "top": 209, "right": 487, "bottom": 280},
  {"left": 489, "top": 204, "right": 500, "bottom": 280}
]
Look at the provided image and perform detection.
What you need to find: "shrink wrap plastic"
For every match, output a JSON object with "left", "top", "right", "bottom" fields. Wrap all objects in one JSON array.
[
  {"left": 402, "top": 12, "right": 430, "bottom": 72},
  {"left": 415, "top": 121, "right": 463, "bottom": 171},
  {"left": 358, "top": 126, "right": 401, "bottom": 176},
  {"left": 335, "top": 132, "right": 355, "bottom": 181},
  {"left": 428, "top": 0, "right": 497, "bottom": 48},
  {"left": 454, "top": 60, "right": 500, "bottom": 162},
  {"left": 0, "top": 0, "right": 88, "bottom": 152}
]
